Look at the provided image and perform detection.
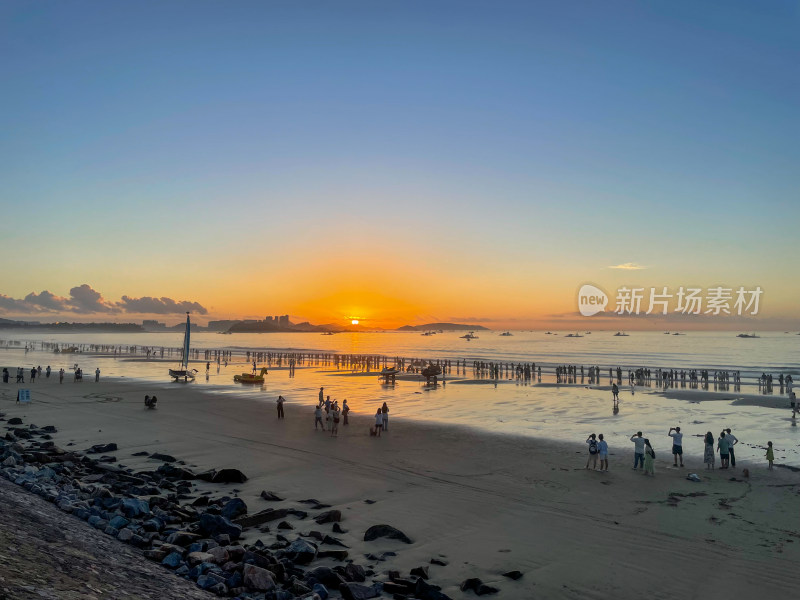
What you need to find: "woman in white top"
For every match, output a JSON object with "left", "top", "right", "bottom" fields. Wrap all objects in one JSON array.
[{"left": 374, "top": 409, "right": 384, "bottom": 437}]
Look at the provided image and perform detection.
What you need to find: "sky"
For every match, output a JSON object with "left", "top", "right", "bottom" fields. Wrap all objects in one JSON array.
[{"left": 1, "top": 1, "right": 798, "bottom": 329}]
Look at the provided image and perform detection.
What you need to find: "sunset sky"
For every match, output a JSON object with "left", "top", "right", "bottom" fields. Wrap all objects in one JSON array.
[{"left": 1, "top": 1, "right": 798, "bottom": 329}]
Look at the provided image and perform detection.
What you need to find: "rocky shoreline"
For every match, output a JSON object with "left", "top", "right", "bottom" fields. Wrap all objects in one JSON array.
[{"left": 1, "top": 413, "right": 503, "bottom": 600}]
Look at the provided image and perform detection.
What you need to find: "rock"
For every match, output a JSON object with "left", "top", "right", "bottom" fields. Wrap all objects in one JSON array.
[
  {"left": 382, "top": 581, "right": 413, "bottom": 594},
  {"left": 339, "top": 582, "right": 381, "bottom": 600},
  {"left": 430, "top": 557, "right": 448, "bottom": 566},
  {"left": 285, "top": 538, "right": 317, "bottom": 564},
  {"left": 88, "top": 443, "right": 117, "bottom": 454},
  {"left": 314, "top": 510, "right": 341, "bottom": 524},
  {"left": 202, "top": 468, "right": 247, "bottom": 484},
  {"left": 221, "top": 497, "right": 248, "bottom": 520},
  {"left": 117, "top": 528, "right": 135, "bottom": 542},
  {"left": 235, "top": 507, "right": 307, "bottom": 528},
  {"left": 8, "top": 418, "right": 23, "bottom": 425},
  {"left": 501, "top": 570, "right": 523, "bottom": 580},
  {"left": 260, "top": 490, "right": 284, "bottom": 501},
  {"left": 149, "top": 452, "right": 177, "bottom": 462},
  {"left": 121, "top": 497, "right": 150, "bottom": 518},
  {"left": 363, "top": 524, "right": 413, "bottom": 544},
  {"left": 461, "top": 578, "right": 482, "bottom": 592},
  {"left": 317, "top": 549, "right": 348, "bottom": 561},
  {"left": 207, "top": 546, "right": 230, "bottom": 564},
  {"left": 187, "top": 551, "right": 215, "bottom": 566},
  {"left": 2, "top": 456, "right": 17, "bottom": 467},
  {"left": 322, "top": 535, "right": 347, "bottom": 547},
  {"left": 417, "top": 578, "right": 452, "bottom": 600},
  {"left": 108, "top": 515, "right": 130, "bottom": 530},
  {"left": 243, "top": 564, "right": 276, "bottom": 591},
  {"left": 410, "top": 566, "right": 429, "bottom": 579},
  {"left": 199, "top": 513, "right": 242, "bottom": 540},
  {"left": 344, "top": 563, "right": 366, "bottom": 582},
  {"left": 277, "top": 521, "right": 294, "bottom": 530},
  {"left": 166, "top": 530, "right": 202, "bottom": 546},
  {"left": 306, "top": 566, "right": 345, "bottom": 588},
  {"left": 161, "top": 551, "right": 184, "bottom": 569},
  {"left": 332, "top": 523, "right": 346, "bottom": 534},
  {"left": 476, "top": 584, "right": 500, "bottom": 595}
]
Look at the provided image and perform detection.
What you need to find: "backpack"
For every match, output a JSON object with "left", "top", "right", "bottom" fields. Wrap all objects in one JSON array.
[{"left": 589, "top": 439, "right": 598, "bottom": 454}]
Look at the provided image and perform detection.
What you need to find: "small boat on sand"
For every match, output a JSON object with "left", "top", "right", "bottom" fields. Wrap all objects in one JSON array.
[{"left": 234, "top": 368, "right": 268, "bottom": 384}]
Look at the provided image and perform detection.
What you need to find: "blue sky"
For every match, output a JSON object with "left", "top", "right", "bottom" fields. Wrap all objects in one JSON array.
[{"left": 1, "top": 1, "right": 798, "bottom": 325}]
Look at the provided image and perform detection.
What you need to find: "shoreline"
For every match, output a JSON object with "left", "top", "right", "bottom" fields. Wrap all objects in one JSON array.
[{"left": 2, "top": 376, "right": 800, "bottom": 598}]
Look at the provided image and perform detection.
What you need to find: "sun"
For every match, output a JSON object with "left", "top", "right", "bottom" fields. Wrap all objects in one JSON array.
[{"left": 351, "top": 319, "right": 359, "bottom": 325}]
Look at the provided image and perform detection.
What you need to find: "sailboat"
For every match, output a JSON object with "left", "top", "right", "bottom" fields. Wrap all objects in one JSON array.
[{"left": 169, "top": 313, "right": 198, "bottom": 381}]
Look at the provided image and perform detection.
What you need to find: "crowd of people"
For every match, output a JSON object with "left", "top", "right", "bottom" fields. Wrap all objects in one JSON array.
[{"left": 584, "top": 425, "right": 777, "bottom": 473}]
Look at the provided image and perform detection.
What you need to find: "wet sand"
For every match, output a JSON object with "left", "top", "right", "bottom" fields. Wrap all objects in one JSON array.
[{"left": 2, "top": 376, "right": 799, "bottom": 598}]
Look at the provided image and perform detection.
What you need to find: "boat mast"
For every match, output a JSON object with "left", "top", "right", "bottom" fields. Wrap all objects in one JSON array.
[{"left": 183, "top": 312, "right": 191, "bottom": 369}]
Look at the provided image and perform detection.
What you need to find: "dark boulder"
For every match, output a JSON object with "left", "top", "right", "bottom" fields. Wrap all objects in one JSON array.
[
  {"left": 221, "top": 497, "right": 248, "bottom": 520},
  {"left": 199, "top": 513, "right": 242, "bottom": 541},
  {"left": 314, "top": 510, "right": 341, "bottom": 524},
  {"left": 339, "top": 582, "right": 381, "bottom": 600},
  {"left": 260, "top": 490, "right": 284, "bottom": 501},
  {"left": 363, "top": 524, "right": 413, "bottom": 544}
]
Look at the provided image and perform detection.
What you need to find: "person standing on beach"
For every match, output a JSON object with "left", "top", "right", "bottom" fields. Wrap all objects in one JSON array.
[
  {"left": 717, "top": 431, "right": 730, "bottom": 469},
  {"left": 612, "top": 383, "right": 619, "bottom": 404},
  {"left": 374, "top": 409, "right": 383, "bottom": 437},
  {"left": 668, "top": 427, "right": 684, "bottom": 467},
  {"left": 59, "top": 368, "right": 64, "bottom": 383},
  {"left": 319, "top": 387, "right": 324, "bottom": 406},
  {"left": 765, "top": 441, "right": 774, "bottom": 469},
  {"left": 331, "top": 404, "right": 340, "bottom": 436},
  {"left": 381, "top": 401, "right": 389, "bottom": 431},
  {"left": 643, "top": 439, "right": 655, "bottom": 476},
  {"left": 95, "top": 368, "right": 100, "bottom": 382},
  {"left": 314, "top": 404, "right": 324, "bottom": 430},
  {"left": 585, "top": 433, "right": 599, "bottom": 470},
  {"left": 630, "top": 432, "right": 646, "bottom": 470},
  {"left": 30, "top": 367, "right": 36, "bottom": 383},
  {"left": 725, "top": 428, "right": 738, "bottom": 468},
  {"left": 703, "top": 432, "right": 715, "bottom": 469},
  {"left": 46, "top": 366, "right": 51, "bottom": 378},
  {"left": 342, "top": 399, "right": 350, "bottom": 425},
  {"left": 597, "top": 434, "right": 609, "bottom": 471},
  {"left": 277, "top": 395, "right": 285, "bottom": 419}
]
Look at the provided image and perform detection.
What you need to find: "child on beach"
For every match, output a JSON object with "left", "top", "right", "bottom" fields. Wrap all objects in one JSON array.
[
  {"left": 585, "top": 434, "right": 599, "bottom": 470},
  {"left": 331, "top": 405, "right": 340, "bottom": 436},
  {"left": 314, "top": 405, "right": 324, "bottom": 430},
  {"left": 765, "top": 441, "right": 774, "bottom": 470},
  {"left": 597, "top": 433, "right": 609, "bottom": 472}
]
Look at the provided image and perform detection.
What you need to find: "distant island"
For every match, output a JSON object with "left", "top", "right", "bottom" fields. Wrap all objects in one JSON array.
[
  {"left": 0, "top": 318, "right": 144, "bottom": 333},
  {"left": 396, "top": 322, "right": 489, "bottom": 331}
]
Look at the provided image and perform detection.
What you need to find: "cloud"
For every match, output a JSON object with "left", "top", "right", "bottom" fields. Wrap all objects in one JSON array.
[
  {"left": 0, "top": 294, "right": 33, "bottom": 313},
  {"left": 117, "top": 295, "right": 208, "bottom": 315},
  {"left": 608, "top": 262, "right": 648, "bottom": 270},
  {"left": 68, "top": 284, "right": 115, "bottom": 313},
  {"left": 23, "top": 290, "right": 70, "bottom": 312},
  {"left": 0, "top": 285, "right": 207, "bottom": 316}
]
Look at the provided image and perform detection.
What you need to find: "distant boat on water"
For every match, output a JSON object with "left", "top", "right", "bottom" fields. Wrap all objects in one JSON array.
[
  {"left": 499, "top": 331, "right": 513, "bottom": 336},
  {"left": 545, "top": 331, "right": 553, "bottom": 335},
  {"left": 737, "top": 333, "right": 759, "bottom": 338},
  {"left": 322, "top": 331, "right": 335, "bottom": 335},
  {"left": 673, "top": 332, "right": 684, "bottom": 336},
  {"left": 169, "top": 313, "right": 197, "bottom": 381},
  {"left": 460, "top": 332, "right": 478, "bottom": 340},
  {"left": 614, "top": 332, "right": 629, "bottom": 337},
  {"left": 565, "top": 333, "right": 583, "bottom": 338}
]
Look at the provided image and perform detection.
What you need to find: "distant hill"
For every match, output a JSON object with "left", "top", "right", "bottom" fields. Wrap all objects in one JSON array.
[{"left": 396, "top": 322, "right": 489, "bottom": 331}]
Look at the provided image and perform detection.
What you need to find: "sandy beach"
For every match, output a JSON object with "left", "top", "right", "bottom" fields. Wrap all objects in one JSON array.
[{"left": 2, "top": 375, "right": 799, "bottom": 599}]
